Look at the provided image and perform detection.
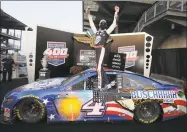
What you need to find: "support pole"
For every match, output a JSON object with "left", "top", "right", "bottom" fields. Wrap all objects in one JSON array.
[{"left": 20, "top": 30, "right": 22, "bottom": 50}]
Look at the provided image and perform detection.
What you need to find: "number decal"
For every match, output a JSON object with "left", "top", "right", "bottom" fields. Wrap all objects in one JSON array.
[
  {"left": 44, "top": 48, "right": 68, "bottom": 56},
  {"left": 124, "top": 51, "right": 138, "bottom": 59},
  {"left": 81, "top": 100, "right": 106, "bottom": 117}
]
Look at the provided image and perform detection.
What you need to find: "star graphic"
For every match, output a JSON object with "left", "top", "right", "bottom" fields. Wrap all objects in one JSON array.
[
  {"left": 48, "top": 114, "right": 55, "bottom": 120},
  {"left": 43, "top": 98, "right": 49, "bottom": 105}
]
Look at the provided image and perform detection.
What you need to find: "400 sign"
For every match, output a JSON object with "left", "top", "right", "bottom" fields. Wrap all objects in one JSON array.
[
  {"left": 44, "top": 42, "right": 69, "bottom": 66},
  {"left": 44, "top": 48, "right": 68, "bottom": 57}
]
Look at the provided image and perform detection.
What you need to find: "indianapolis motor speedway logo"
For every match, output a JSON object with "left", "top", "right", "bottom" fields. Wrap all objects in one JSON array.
[{"left": 118, "top": 45, "right": 139, "bottom": 68}]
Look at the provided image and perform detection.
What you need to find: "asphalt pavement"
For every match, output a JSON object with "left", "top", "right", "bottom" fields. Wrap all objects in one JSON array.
[{"left": 0, "top": 78, "right": 186, "bottom": 132}]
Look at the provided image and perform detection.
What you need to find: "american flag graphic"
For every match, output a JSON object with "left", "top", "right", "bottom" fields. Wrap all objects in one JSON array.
[
  {"left": 105, "top": 99, "right": 187, "bottom": 120},
  {"left": 162, "top": 98, "right": 187, "bottom": 118},
  {"left": 105, "top": 101, "right": 133, "bottom": 120}
]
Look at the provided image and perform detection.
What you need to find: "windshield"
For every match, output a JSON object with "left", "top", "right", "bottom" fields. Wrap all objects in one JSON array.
[
  {"left": 61, "top": 71, "right": 88, "bottom": 86},
  {"left": 63, "top": 74, "right": 81, "bottom": 86}
]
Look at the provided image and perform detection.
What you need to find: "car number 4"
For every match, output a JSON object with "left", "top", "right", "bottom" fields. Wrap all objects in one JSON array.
[{"left": 81, "top": 100, "right": 106, "bottom": 117}]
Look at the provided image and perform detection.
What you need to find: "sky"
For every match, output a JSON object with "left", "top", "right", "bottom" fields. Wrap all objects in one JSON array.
[{"left": 1, "top": 1, "right": 83, "bottom": 55}]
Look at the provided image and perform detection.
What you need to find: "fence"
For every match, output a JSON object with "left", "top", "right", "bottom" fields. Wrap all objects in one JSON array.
[
  {"left": 1, "top": 40, "right": 21, "bottom": 51},
  {"left": 133, "top": 1, "right": 187, "bottom": 32}
]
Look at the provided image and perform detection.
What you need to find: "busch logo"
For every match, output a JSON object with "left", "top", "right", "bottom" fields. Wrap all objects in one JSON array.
[
  {"left": 44, "top": 42, "right": 69, "bottom": 66},
  {"left": 118, "top": 45, "right": 139, "bottom": 68}
]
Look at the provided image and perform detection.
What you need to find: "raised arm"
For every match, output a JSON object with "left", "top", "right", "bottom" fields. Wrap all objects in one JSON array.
[
  {"left": 106, "top": 6, "right": 120, "bottom": 35},
  {"left": 86, "top": 7, "right": 97, "bottom": 34}
]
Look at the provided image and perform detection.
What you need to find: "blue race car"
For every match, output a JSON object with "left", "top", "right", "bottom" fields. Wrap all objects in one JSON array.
[{"left": 1, "top": 68, "right": 187, "bottom": 124}]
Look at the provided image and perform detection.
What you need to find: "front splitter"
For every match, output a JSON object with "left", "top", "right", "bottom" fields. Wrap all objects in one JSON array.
[{"left": 0, "top": 114, "right": 14, "bottom": 124}]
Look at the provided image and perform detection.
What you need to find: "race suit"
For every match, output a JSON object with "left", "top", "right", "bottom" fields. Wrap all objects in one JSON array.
[{"left": 88, "top": 13, "right": 118, "bottom": 89}]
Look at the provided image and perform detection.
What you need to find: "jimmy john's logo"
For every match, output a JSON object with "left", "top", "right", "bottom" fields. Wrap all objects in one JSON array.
[
  {"left": 43, "top": 41, "right": 69, "bottom": 66},
  {"left": 118, "top": 45, "right": 139, "bottom": 68}
]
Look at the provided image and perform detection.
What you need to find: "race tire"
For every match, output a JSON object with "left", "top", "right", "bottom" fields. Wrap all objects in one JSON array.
[
  {"left": 16, "top": 98, "right": 46, "bottom": 123},
  {"left": 134, "top": 100, "right": 161, "bottom": 124}
]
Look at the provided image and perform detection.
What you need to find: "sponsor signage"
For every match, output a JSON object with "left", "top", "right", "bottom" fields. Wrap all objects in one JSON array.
[
  {"left": 118, "top": 45, "right": 139, "bottom": 68},
  {"left": 4, "top": 108, "right": 10, "bottom": 117},
  {"left": 131, "top": 90, "right": 177, "bottom": 103},
  {"left": 77, "top": 50, "right": 96, "bottom": 66},
  {"left": 107, "top": 52, "right": 126, "bottom": 71},
  {"left": 131, "top": 90, "right": 177, "bottom": 99},
  {"left": 44, "top": 41, "right": 69, "bottom": 66}
]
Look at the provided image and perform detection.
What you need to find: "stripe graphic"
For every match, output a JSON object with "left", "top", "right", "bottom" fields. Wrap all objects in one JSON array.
[
  {"left": 162, "top": 98, "right": 187, "bottom": 119},
  {"left": 105, "top": 101, "right": 133, "bottom": 120},
  {"left": 97, "top": 47, "right": 105, "bottom": 88},
  {"left": 104, "top": 99, "right": 186, "bottom": 120}
]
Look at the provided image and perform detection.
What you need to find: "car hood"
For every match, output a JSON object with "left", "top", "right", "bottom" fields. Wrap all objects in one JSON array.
[{"left": 10, "top": 77, "right": 67, "bottom": 93}]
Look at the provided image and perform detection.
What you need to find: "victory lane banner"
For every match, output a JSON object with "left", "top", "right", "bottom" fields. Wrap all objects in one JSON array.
[{"left": 44, "top": 41, "right": 69, "bottom": 66}]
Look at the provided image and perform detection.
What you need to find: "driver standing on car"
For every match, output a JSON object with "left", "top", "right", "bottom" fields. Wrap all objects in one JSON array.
[{"left": 86, "top": 6, "right": 119, "bottom": 90}]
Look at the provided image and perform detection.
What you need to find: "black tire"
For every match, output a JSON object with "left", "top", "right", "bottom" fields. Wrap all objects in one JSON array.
[
  {"left": 134, "top": 100, "right": 161, "bottom": 124},
  {"left": 16, "top": 98, "right": 46, "bottom": 123}
]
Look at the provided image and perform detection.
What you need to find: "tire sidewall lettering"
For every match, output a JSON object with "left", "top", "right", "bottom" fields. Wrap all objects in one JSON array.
[
  {"left": 135, "top": 100, "right": 160, "bottom": 124},
  {"left": 16, "top": 109, "right": 22, "bottom": 120}
]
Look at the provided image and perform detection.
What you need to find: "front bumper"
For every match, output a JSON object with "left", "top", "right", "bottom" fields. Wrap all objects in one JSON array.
[
  {"left": 0, "top": 105, "right": 15, "bottom": 124},
  {"left": 0, "top": 114, "right": 13, "bottom": 124},
  {"left": 0, "top": 107, "right": 3, "bottom": 114}
]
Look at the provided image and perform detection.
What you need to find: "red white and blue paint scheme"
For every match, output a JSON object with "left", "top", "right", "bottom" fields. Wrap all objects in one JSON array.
[{"left": 1, "top": 69, "right": 187, "bottom": 124}]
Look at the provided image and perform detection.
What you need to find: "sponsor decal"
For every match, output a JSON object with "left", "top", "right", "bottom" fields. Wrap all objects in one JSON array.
[
  {"left": 177, "top": 91, "right": 185, "bottom": 98},
  {"left": 95, "top": 36, "right": 101, "bottom": 45},
  {"left": 4, "top": 108, "right": 10, "bottom": 117},
  {"left": 139, "top": 116, "right": 159, "bottom": 124},
  {"left": 163, "top": 99, "right": 175, "bottom": 103},
  {"left": 44, "top": 41, "right": 69, "bottom": 66},
  {"left": 20, "top": 94, "right": 39, "bottom": 99},
  {"left": 118, "top": 45, "right": 139, "bottom": 68},
  {"left": 73, "top": 35, "right": 112, "bottom": 47},
  {"left": 108, "top": 52, "right": 126, "bottom": 71},
  {"left": 131, "top": 90, "right": 177, "bottom": 100},
  {"left": 78, "top": 50, "right": 96, "bottom": 66},
  {"left": 33, "top": 80, "right": 50, "bottom": 88}
]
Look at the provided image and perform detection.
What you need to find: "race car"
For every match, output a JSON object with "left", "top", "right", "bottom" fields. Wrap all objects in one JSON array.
[{"left": 1, "top": 68, "right": 187, "bottom": 124}]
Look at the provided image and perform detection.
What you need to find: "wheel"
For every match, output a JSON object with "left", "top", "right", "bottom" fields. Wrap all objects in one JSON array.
[
  {"left": 16, "top": 98, "right": 46, "bottom": 123},
  {"left": 134, "top": 100, "right": 161, "bottom": 124}
]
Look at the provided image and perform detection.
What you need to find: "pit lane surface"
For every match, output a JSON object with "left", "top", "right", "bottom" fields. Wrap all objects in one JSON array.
[{"left": 0, "top": 78, "right": 187, "bottom": 132}]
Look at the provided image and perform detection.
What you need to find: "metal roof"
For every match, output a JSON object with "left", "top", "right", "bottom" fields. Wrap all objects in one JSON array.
[
  {"left": 129, "top": 0, "right": 155, "bottom": 4},
  {"left": 0, "top": 32, "right": 20, "bottom": 40},
  {"left": 0, "top": 9, "right": 33, "bottom": 31}
]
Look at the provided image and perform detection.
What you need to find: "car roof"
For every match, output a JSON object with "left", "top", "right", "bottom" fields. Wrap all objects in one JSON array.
[
  {"left": 83, "top": 68, "right": 165, "bottom": 85},
  {"left": 84, "top": 68, "right": 137, "bottom": 76}
]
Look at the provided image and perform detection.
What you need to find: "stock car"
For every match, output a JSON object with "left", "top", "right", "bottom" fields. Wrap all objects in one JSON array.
[{"left": 1, "top": 68, "right": 187, "bottom": 124}]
